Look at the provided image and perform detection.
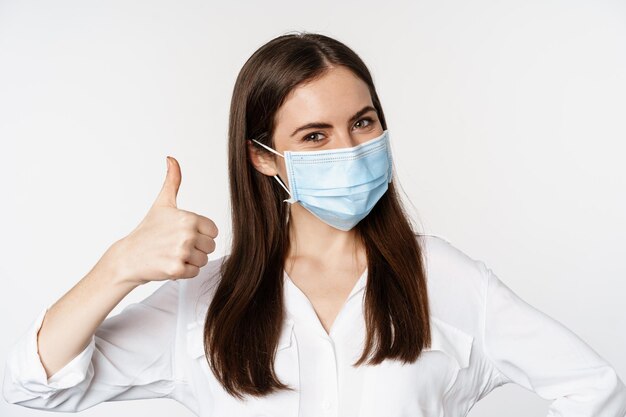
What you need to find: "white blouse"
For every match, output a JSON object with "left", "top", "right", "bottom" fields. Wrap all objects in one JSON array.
[{"left": 3, "top": 234, "right": 626, "bottom": 416}]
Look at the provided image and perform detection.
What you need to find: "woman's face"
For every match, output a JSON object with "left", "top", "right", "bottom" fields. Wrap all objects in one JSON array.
[{"left": 248, "top": 65, "right": 384, "bottom": 181}]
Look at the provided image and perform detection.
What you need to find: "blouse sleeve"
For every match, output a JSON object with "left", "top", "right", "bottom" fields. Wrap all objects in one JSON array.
[
  {"left": 480, "top": 261, "right": 626, "bottom": 416},
  {"left": 2, "top": 279, "right": 182, "bottom": 412}
]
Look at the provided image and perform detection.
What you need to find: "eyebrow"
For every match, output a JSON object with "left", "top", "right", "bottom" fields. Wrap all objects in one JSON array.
[{"left": 289, "top": 105, "right": 378, "bottom": 137}]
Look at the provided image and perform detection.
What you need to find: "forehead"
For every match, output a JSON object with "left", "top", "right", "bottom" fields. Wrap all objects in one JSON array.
[{"left": 274, "top": 66, "right": 373, "bottom": 130}]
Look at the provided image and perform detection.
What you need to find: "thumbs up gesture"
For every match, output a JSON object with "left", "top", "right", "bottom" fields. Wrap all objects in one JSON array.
[{"left": 112, "top": 156, "right": 219, "bottom": 286}]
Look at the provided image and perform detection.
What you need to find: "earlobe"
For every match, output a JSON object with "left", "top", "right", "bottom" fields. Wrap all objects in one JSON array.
[{"left": 246, "top": 139, "right": 279, "bottom": 176}]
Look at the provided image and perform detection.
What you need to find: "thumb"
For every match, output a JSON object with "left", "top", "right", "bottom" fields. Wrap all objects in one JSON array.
[{"left": 153, "top": 156, "right": 181, "bottom": 208}]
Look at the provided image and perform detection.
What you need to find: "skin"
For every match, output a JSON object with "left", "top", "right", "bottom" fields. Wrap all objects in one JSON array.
[{"left": 247, "top": 65, "right": 385, "bottom": 334}]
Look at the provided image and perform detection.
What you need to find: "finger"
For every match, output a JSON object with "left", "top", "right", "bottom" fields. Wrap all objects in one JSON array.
[
  {"left": 195, "top": 215, "right": 219, "bottom": 238},
  {"left": 185, "top": 247, "right": 209, "bottom": 269},
  {"left": 178, "top": 263, "right": 200, "bottom": 279},
  {"left": 194, "top": 234, "right": 217, "bottom": 254}
]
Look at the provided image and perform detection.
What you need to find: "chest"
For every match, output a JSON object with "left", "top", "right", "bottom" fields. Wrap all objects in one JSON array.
[{"left": 287, "top": 270, "right": 362, "bottom": 334}]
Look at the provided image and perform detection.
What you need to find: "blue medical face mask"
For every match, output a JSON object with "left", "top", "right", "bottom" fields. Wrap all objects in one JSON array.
[{"left": 252, "top": 130, "right": 393, "bottom": 231}]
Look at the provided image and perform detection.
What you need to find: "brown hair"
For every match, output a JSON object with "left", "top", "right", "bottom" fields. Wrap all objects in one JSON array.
[{"left": 204, "top": 31, "right": 431, "bottom": 400}]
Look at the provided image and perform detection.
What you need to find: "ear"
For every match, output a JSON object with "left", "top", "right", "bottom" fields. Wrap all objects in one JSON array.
[{"left": 246, "top": 139, "right": 280, "bottom": 176}]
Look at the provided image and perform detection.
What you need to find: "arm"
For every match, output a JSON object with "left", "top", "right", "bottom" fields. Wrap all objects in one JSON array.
[
  {"left": 39, "top": 240, "right": 140, "bottom": 380},
  {"left": 2, "top": 241, "right": 182, "bottom": 412},
  {"left": 480, "top": 261, "right": 626, "bottom": 416}
]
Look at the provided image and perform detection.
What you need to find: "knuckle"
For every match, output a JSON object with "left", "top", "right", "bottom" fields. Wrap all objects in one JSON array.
[
  {"left": 180, "top": 230, "right": 196, "bottom": 245},
  {"left": 167, "top": 262, "right": 186, "bottom": 278},
  {"left": 179, "top": 211, "right": 196, "bottom": 226},
  {"left": 176, "top": 245, "right": 192, "bottom": 261}
]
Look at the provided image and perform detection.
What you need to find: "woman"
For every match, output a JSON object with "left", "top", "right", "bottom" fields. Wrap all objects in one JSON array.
[{"left": 3, "top": 32, "right": 626, "bottom": 416}]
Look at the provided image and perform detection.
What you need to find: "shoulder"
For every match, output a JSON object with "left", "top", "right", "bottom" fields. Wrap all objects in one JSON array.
[
  {"left": 416, "top": 233, "right": 489, "bottom": 334},
  {"left": 417, "top": 234, "right": 487, "bottom": 279}
]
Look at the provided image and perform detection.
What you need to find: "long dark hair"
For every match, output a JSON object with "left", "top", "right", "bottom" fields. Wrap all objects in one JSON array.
[{"left": 204, "top": 31, "right": 431, "bottom": 400}]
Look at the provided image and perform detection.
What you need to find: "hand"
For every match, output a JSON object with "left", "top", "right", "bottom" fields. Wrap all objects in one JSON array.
[{"left": 108, "top": 156, "right": 219, "bottom": 286}]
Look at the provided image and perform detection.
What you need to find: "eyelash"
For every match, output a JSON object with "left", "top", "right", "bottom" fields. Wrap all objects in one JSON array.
[{"left": 302, "top": 117, "right": 375, "bottom": 142}]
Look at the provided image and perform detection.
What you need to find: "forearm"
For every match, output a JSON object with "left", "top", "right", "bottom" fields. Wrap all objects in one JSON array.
[{"left": 36, "top": 240, "right": 141, "bottom": 379}]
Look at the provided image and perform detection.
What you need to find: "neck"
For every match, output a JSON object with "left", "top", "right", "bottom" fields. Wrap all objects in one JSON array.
[{"left": 286, "top": 203, "right": 366, "bottom": 269}]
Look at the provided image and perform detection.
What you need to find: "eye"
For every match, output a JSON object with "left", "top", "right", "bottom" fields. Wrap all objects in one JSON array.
[
  {"left": 354, "top": 117, "right": 374, "bottom": 129},
  {"left": 302, "top": 132, "right": 325, "bottom": 142}
]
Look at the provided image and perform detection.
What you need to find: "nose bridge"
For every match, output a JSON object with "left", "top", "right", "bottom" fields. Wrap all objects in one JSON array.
[{"left": 337, "top": 130, "right": 359, "bottom": 149}]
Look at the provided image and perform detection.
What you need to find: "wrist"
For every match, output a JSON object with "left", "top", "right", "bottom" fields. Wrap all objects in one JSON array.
[{"left": 97, "top": 239, "right": 145, "bottom": 289}]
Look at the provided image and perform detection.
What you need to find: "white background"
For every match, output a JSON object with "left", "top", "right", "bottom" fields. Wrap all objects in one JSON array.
[{"left": 1, "top": 0, "right": 625, "bottom": 416}]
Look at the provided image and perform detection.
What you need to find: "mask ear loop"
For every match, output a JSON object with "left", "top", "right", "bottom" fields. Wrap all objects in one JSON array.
[{"left": 251, "top": 139, "right": 296, "bottom": 204}]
